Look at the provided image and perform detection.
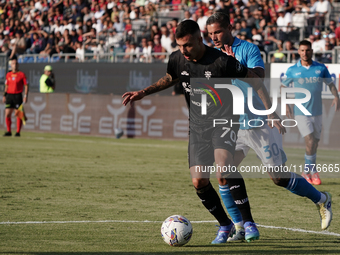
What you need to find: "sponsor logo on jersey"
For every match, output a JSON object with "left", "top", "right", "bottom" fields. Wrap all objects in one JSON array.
[
  {"left": 191, "top": 100, "right": 212, "bottom": 107},
  {"left": 295, "top": 72, "right": 301, "bottom": 76},
  {"left": 298, "top": 78, "right": 305, "bottom": 84},
  {"left": 224, "top": 141, "right": 233, "bottom": 146},
  {"left": 315, "top": 70, "right": 321, "bottom": 74},
  {"left": 204, "top": 71, "right": 212, "bottom": 79},
  {"left": 181, "top": 71, "right": 189, "bottom": 76},
  {"left": 236, "top": 62, "right": 243, "bottom": 72}
]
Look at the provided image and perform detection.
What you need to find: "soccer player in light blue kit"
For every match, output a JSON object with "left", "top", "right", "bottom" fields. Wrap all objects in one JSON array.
[
  {"left": 282, "top": 40, "right": 340, "bottom": 186},
  {"left": 206, "top": 12, "right": 333, "bottom": 243}
]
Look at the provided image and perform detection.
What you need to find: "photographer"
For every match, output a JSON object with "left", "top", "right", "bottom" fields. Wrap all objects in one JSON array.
[{"left": 39, "top": 65, "right": 55, "bottom": 93}]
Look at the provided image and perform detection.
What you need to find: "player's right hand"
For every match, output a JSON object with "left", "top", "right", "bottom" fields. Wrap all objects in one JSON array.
[
  {"left": 2, "top": 96, "right": 5, "bottom": 103},
  {"left": 267, "top": 112, "right": 286, "bottom": 135},
  {"left": 222, "top": 45, "right": 235, "bottom": 58},
  {"left": 122, "top": 90, "right": 146, "bottom": 106}
]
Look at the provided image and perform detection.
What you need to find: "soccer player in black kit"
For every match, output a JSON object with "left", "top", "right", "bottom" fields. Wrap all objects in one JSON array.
[{"left": 122, "top": 20, "right": 284, "bottom": 243}]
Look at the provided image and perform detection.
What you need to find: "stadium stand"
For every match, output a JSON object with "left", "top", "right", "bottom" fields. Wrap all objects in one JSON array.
[{"left": 0, "top": 0, "right": 340, "bottom": 64}]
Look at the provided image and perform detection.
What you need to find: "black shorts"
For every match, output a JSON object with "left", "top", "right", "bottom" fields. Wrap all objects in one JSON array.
[
  {"left": 188, "top": 124, "right": 239, "bottom": 168},
  {"left": 5, "top": 93, "right": 23, "bottom": 109}
]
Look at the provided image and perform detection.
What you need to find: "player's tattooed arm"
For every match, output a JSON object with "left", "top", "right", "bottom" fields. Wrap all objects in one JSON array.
[
  {"left": 143, "top": 73, "right": 179, "bottom": 95},
  {"left": 122, "top": 73, "right": 179, "bottom": 106},
  {"left": 328, "top": 83, "right": 340, "bottom": 111}
]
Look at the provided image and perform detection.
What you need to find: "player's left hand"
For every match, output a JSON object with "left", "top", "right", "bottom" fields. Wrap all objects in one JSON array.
[
  {"left": 122, "top": 90, "right": 146, "bottom": 106},
  {"left": 23, "top": 97, "right": 27, "bottom": 103},
  {"left": 222, "top": 45, "right": 235, "bottom": 58},
  {"left": 267, "top": 112, "right": 286, "bottom": 134},
  {"left": 331, "top": 97, "right": 340, "bottom": 111}
]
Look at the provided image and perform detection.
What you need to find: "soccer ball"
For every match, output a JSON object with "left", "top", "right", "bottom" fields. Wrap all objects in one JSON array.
[
  {"left": 114, "top": 128, "right": 124, "bottom": 139},
  {"left": 161, "top": 215, "right": 193, "bottom": 246}
]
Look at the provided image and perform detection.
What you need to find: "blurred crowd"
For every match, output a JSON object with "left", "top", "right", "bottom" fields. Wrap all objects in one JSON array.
[{"left": 0, "top": 0, "right": 339, "bottom": 63}]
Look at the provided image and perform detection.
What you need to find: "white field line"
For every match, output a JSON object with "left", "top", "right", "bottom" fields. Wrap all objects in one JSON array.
[
  {"left": 1, "top": 219, "right": 339, "bottom": 237},
  {"left": 22, "top": 136, "right": 339, "bottom": 158},
  {"left": 23, "top": 136, "right": 187, "bottom": 150}
]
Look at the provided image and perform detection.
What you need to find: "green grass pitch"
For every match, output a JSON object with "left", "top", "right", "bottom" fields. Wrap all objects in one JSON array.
[{"left": 0, "top": 132, "right": 339, "bottom": 255}]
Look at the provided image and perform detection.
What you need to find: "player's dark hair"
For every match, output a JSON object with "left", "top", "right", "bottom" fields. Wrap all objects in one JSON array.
[
  {"left": 9, "top": 55, "right": 17, "bottom": 61},
  {"left": 299, "top": 40, "right": 312, "bottom": 48},
  {"left": 175, "top": 20, "right": 200, "bottom": 39},
  {"left": 206, "top": 12, "right": 231, "bottom": 28}
]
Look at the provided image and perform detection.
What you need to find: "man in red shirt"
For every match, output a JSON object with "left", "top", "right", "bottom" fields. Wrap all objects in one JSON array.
[
  {"left": 335, "top": 18, "right": 340, "bottom": 46},
  {"left": 2, "top": 57, "right": 29, "bottom": 137}
]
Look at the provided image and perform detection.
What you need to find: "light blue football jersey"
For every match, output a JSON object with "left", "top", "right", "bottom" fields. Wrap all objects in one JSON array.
[
  {"left": 282, "top": 60, "right": 333, "bottom": 116},
  {"left": 231, "top": 37, "right": 267, "bottom": 129}
]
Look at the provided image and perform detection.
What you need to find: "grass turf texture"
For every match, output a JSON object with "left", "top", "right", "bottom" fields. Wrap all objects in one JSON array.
[{"left": 0, "top": 132, "right": 340, "bottom": 254}]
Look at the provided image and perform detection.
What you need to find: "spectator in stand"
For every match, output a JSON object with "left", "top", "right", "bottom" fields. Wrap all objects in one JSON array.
[
  {"left": 27, "top": 32, "right": 42, "bottom": 54},
  {"left": 70, "top": 29, "right": 78, "bottom": 47},
  {"left": 243, "top": 8, "right": 255, "bottom": 28},
  {"left": 183, "top": 11, "right": 191, "bottom": 20},
  {"left": 328, "top": 20, "right": 336, "bottom": 35},
  {"left": 129, "top": 4, "right": 139, "bottom": 20},
  {"left": 54, "top": 8, "right": 64, "bottom": 22},
  {"left": 84, "top": 19, "right": 93, "bottom": 33},
  {"left": 106, "top": 28, "right": 122, "bottom": 49},
  {"left": 150, "top": 23, "right": 161, "bottom": 40},
  {"left": 334, "top": 19, "right": 340, "bottom": 46},
  {"left": 152, "top": 34, "right": 166, "bottom": 60},
  {"left": 70, "top": 5, "right": 82, "bottom": 24},
  {"left": 56, "top": 40, "right": 76, "bottom": 59},
  {"left": 83, "top": 6, "right": 94, "bottom": 23},
  {"left": 63, "top": 0, "right": 73, "bottom": 21},
  {"left": 329, "top": 33, "right": 336, "bottom": 47},
  {"left": 196, "top": 0, "right": 208, "bottom": 15},
  {"left": 314, "top": 0, "right": 331, "bottom": 28},
  {"left": 1, "top": 43, "right": 12, "bottom": 58},
  {"left": 321, "top": 40, "right": 333, "bottom": 63},
  {"left": 74, "top": 17, "right": 83, "bottom": 31},
  {"left": 233, "top": 8, "right": 242, "bottom": 24},
  {"left": 75, "top": 0, "right": 88, "bottom": 17},
  {"left": 276, "top": 7, "right": 292, "bottom": 42},
  {"left": 113, "top": 16, "right": 124, "bottom": 34},
  {"left": 77, "top": 27, "right": 84, "bottom": 43},
  {"left": 196, "top": 8, "right": 208, "bottom": 32},
  {"left": 191, "top": 13, "right": 198, "bottom": 22},
  {"left": 240, "top": 19, "right": 252, "bottom": 39},
  {"left": 9, "top": 30, "right": 26, "bottom": 59},
  {"left": 248, "top": 0, "right": 259, "bottom": 13},
  {"left": 312, "top": 31, "right": 326, "bottom": 53},
  {"left": 169, "top": 31, "right": 179, "bottom": 52},
  {"left": 40, "top": 32, "right": 55, "bottom": 56},
  {"left": 139, "top": 37, "right": 152, "bottom": 63},
  {"left": 124, "top": 18, "right": 132, "bottom": 32},
  {"left": 292, "top": 5, "right": 308, "bottom": 29},
  {"left": 160, "top": 24, "right": 172, "bottom": 53},
  {"left": 271, "top": 40, "right": 286, "bottom": 62},
  {"left": 284, "top": 40, "right": 298, "bottom": 63},
  {"left": 188, "top": 0, "right": 198, "bottom": 15},
  {"left": 232, "top": 22, "right": 241, "bottom": 37},
  {"left": 107, "top": 0, "right": 115, "bottom": 12},
  {"left": 94, "top": 4, "right": 105, "bottom": 20}
]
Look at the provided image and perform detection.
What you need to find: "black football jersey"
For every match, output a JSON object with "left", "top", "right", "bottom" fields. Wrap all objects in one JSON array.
[{"left": 167, "top": 46, "right": 248, "bottom": 129}]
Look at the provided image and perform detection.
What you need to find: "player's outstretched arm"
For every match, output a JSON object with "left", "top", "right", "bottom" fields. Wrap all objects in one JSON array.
[
  {"left": 247, "top": 75, "right": 286, "bottom": 134},
  {"left": 222, "top": 44, "right": 265, "bottom": 79},
  {"left": 122, "top": 73, "right": 179, "bottom": 106},
  {"left": 328, "top": 83, "right": 340, "bottom": 111}
]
